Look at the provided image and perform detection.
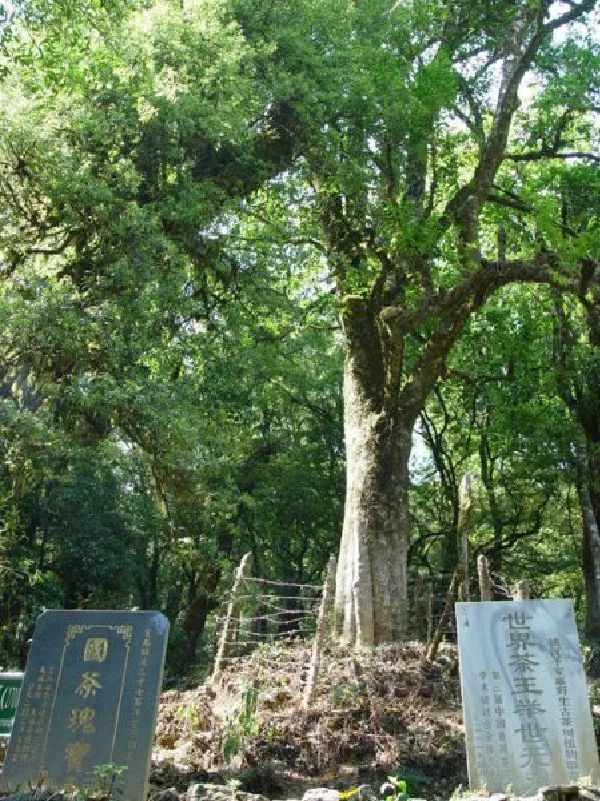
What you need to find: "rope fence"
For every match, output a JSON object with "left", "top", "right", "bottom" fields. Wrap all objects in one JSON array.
[
  {"left": 210, "top": 555, "right": 323, "bottom": 690},
  {"left": 208, "top": 548, "right": 529, "bottom": 703}
]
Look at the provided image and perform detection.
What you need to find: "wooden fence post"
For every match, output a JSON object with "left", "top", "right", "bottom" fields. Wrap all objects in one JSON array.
[
  {"left": 458, "top": 473, "right": 474, "bottom": 601},
  {"left": 426, "top": 567, "right": 463, "bottom": 662},
  {"left": 414, "top": 575, "right": 425, "bottom": 640},
  {"left": 303, "top": 555, "right": 336, "bottom": 710},
  {"left": 512, "top": 579, "right": 531, "bottom": 601},
  {"left": 477, "top": 554, "right": 493, "bottom": 601},
  {"left": 211, "top": 552, "right": 253, "bottom": 685}
]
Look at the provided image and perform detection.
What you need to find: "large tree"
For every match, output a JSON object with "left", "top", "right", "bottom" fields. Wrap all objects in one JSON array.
[{"left": 277, "top": 0, "right": 597, "bottom": 644}]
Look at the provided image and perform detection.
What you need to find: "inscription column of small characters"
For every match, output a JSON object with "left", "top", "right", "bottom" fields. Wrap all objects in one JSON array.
[
  {"left": 491, "top": 671, "right": 508, "bottom": 764},
  {"left": 548, "top": 637, "right": 578, "bottom": 779},
  {"left": 472, "top": 671, "right": 493, "bottom": 783},
  {"left": 10, "top": 666, "right": 56, "bottom": 767},
  {"left": 35, "top": 664, "right": 56, "bottom": 777},
  {"left": 64, "top": 636, "right": 108, "bottom": 781},
  {"left": 504, "top": 611, "right": 550, "bottom": 783},
  {"left": 11, "top": 676, "right": 33, "bottom": 765},
  {"left": 126, "top": 627, "right": 151, "bottom": 761}
]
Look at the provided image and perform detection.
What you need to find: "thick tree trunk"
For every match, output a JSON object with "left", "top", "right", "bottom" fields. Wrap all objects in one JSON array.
[{"left": 334, "top": 338, "right": 412, "bottom": 646}]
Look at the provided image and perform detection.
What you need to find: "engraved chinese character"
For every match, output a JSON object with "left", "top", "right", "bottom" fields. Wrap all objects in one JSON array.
[
  {"left": 509, "top": 631, "right": 532, "bottom": 650},
  {"left": 513, "top": 676, "right": 543, "bottom": 695},
  {"left": 84, "top": 637, "right": 108, "bottom": 663},
  {"left": 520, "top": 742, "right": 550, "bottom": 768},
  {"left": 513, "top": 698, "right": 546, "bottom": 718},
  {"left": 515, "top": 721, "right": 547, "bottom": 743},
  {"left": 68, "top": 707, "right": 96, "bottom": 734},
  {"left": 76, "top": 671, "right": 102, "bottom": 698},
  {"left": 65, "top": 741, "right": 91, "bottom": 773},
  {"left": 503, "top": 612, "right": 532, "bottom": 629},
  {"left": 509, "top": 652, "right": 540, "bottom": 673},
  {"left": 548, "top": 638, "right": 561, "bottom": 656}
]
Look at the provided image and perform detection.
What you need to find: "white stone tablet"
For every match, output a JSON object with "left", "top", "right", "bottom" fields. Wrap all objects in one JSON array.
[{"left": 456, "top": 599, "right": 600, "bottom": 796}]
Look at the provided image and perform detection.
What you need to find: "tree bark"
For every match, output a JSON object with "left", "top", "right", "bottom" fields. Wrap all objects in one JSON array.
[
  {"left": 577, "top": 460, "right": 600, "bottom": 641},
  {"left": 477, "top": 554, "right": 493, "bottom": 601},
  {"left": 332, "top": 262, "right": 551, "bottom": 646},
  {"left": 578, "top": 303, "right": 600, "bottom": 642},
  {"left": 457, "top": 473, "right": 474, "bottom": 600},
  {"left": 334, "top": 324, "right": 412, "bottom": 646},
  {"left": 479, "top": 429, "right": 504, "bottom": 573}
]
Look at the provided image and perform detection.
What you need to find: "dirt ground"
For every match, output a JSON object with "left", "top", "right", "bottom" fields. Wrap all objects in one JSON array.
[{"left": 152, "top": 640, "right": 468, "bottom": 800}]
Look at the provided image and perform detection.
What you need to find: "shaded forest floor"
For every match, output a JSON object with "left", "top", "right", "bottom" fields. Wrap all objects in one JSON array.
[{"left": 152, "top": 641, "right": 468, "bottom": 800}]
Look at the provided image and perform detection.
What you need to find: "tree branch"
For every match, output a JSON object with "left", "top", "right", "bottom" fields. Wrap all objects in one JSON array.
[
  {"left": 399, "top": 253, "right": 565, "bottom": 420},
  {"left": 543, "top": 0, "right": 595, "bottom": 33},
  {"left": 487, "top": 191, "right": 534, "bottom": 213},
  {"left": 441, "top": 1, "right": 587, "bottom": 237},
  {"left": 455, "top": 74, "right": 485, "bottom": 148},
  {"left": 504, "top": 150, "right": 600, "bottom": 163}
]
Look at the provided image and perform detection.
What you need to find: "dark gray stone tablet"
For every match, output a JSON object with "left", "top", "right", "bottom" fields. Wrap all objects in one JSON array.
[{"left": 0, "top": 610, "right": 169, "bottom": 801}]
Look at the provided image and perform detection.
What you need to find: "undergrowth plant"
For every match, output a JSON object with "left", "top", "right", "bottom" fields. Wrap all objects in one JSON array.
[
  {"left": 340, "top": 774, "right": 416, "bottom": 801},
  {"left": 175, "top": 703, "right": 202, "bottom": 734},
  {"left": 90, "top": 763, "right": 128, "bottom": 800},
  {"left": 222, "top": 687, "right": 260, "bottom": 761},
  {"left": 382, "top": 777, "right": 408, "bottom": 801}
]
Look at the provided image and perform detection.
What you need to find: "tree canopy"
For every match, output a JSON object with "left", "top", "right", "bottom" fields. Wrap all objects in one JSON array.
[{"left": 0, "top": 0, "right": 598, "bottom": 668}]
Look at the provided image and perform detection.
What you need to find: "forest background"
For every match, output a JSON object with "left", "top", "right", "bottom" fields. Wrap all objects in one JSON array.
[{"left": 0, "top": 0, "right": 598, "bottom": 677}]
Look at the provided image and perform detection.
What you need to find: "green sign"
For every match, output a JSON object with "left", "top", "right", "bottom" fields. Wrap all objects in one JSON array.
[{"left": 0, "top": 673, "right": 23, "bottom": 737}]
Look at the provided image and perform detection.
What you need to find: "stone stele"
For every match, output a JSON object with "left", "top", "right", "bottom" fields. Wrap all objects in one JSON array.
[
  {"left": 0, "top": 609, "right": 169, "bottom": 801},
  {"left": 456, "top": 599, "right": 600, "bottom": 797}
]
